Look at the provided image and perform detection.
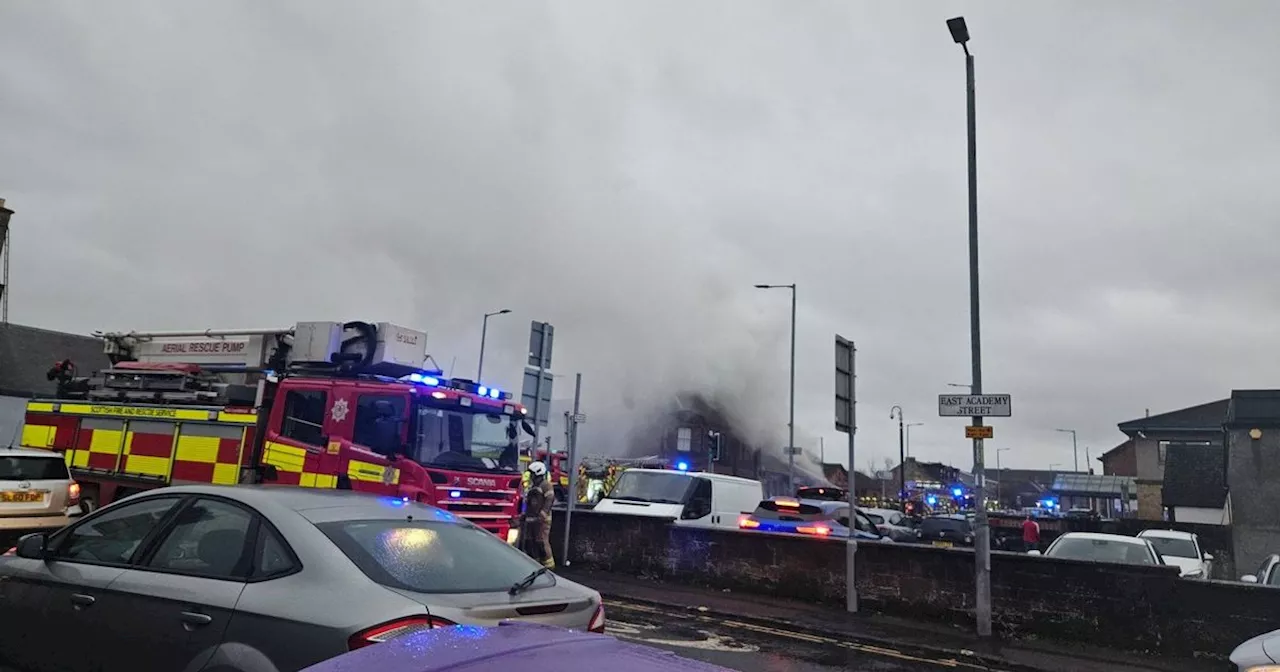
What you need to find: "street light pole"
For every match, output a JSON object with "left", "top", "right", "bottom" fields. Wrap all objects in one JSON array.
[
  {"left": 755, "top": 283, "right": 798, "bottom": 491},
  {"left": 1055, "top": 428, "right": 1079, "bottom": 472},
  {"left": 890, "top": 406, "right": 905, "bottom": 501},
  {"left": 946, "top": 15, "right": 991, "bottom": 638},
  {"left": 477, "top": 309, "right": 512, "bottom": 380},
  {"left": 995, "top": 447, "right": 1010, "bottom": 506}
]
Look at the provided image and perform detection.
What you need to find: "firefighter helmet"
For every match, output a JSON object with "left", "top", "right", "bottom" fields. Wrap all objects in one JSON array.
[{"left": 528, "top": 461, "right": 548, "bottom": 477}]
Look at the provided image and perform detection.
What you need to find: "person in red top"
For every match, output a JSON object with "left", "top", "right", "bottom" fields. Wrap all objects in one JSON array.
[{"left": 1022, "top": 515, "right": 1041, "bottom": 553}]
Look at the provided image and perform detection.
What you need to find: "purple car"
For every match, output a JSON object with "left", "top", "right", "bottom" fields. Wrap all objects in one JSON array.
[{"left": 302, "top": 621, "right": 732, "bottom": 672}]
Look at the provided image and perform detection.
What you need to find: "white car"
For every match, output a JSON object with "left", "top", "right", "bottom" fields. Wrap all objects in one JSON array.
[
  {"left": 1241, "top": 553, "right": 1280, "bottom": 585},
  {"left": 1231, "top": 627, "right": 1280, "bottom": 671},
  {"left": 1031, "top": 532, "right": 1165, "bottom": 568},
  {"left": 0, "top": 448, "right": 83, "bottom": 542},
  {"left": 1137, "top": 529, "right": 1213, "bottom": 579}
]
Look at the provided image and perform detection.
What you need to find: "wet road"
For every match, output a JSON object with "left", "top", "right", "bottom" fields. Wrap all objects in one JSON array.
[{"left": 605, "top": 599, "right": 1012, "bottom": 672}]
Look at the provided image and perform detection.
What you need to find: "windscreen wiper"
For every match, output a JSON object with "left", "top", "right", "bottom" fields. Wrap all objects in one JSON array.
[{"left": 509, "top": 566, "right": 551, "bottom": 596}]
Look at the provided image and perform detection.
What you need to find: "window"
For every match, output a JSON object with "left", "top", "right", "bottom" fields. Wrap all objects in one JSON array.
[
  {"left": 55, "top": 497, "right": 180, "bottom": 565},
  {"left": 318, "top": 520, "right": 551, "bottom": 594},
  {"left": 353, "top": 394, "right": 406, "bottom": 456},
  {"left": 0, "top": 456, "right": 69, "bottom": 481},
  {"left": 253, "top": 524, "right": 298, "bottom": 579},
  {"left": 676, "top": 427, "right": 692, "bottom": 452},
  {"left": 281, "top": 390, "right": 327, "bottom": 447},
  {"left": 681, "top": 477, "right": 712, "bottom": 519},
  {"left": 145, "top": 498, "right": 254, "bottom": 579},
  {"left": 1158, "top": 441, "right": 1168, "bottom": 465}
]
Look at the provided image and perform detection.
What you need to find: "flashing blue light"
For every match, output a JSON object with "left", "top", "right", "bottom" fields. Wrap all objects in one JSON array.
[
  {"left": 488, "top": 388, "right": 501, "bottom": 399},
  {"left": 926, "top": 495, "right": 938, "bottom": 505},
  {"left": 450, "top": 490, "right": 462, "bottom": 498},
  {"left": 378, "top": 496, "right": 409, "bottom": 508},
  {"left": 952, "top": 487, "right": 963, "bottom": 497},
  {"left": 676, "top": 461, "right": 690, "bottom": 472},
  {"left": 478, "top": 386, "right": 489, "bottom": 396},
  {"left": 407, "top": 373, "right": 441, "bottom": 386}
]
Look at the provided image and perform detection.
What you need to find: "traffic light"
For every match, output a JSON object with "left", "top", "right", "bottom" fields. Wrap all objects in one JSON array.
[{"left": 708, "top": 431, "right": 723, "bottom": 462}]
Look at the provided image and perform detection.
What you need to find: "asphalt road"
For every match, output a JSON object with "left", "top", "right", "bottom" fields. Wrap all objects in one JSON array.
[{"left": 605, "top": 599, "right": 1014, "bottom": 672}]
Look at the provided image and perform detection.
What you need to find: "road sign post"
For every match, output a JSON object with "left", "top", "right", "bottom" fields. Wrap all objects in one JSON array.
[
  {"left": 522, "top": 321, "right": 555, "bottom": 450},
  {"left": 562, "top": 372, "right": 582, "bottom": 567},
  {"left": 834, "top": 335, "right": 857, "bottom": 614}
]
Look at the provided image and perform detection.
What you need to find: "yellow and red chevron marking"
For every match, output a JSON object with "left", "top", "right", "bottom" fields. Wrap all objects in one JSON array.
[{"left": 261, "top": 441, "right": 400, "bottom": 490}]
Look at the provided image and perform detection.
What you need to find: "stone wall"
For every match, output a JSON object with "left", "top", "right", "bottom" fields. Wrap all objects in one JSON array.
[{"left": 552, "top": 509, "right": 1280, "bottom": 661}]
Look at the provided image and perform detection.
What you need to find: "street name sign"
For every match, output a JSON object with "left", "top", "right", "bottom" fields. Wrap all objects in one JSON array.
[{"left": 938, "top": 394, "right": 1012, "bottom": 417}]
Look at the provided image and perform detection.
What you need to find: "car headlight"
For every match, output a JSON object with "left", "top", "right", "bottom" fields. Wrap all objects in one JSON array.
[{"left": 1244, "top": 666, "right": 1280, "bottom": 672}]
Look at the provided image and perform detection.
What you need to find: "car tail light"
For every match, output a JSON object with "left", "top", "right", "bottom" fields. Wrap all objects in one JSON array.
[
  {"left": 2, "top": 547, "right": 14, "bottom": 557},
  {"left": 67, "top": 482, "right": 81, "bottom": 507},
  {"left": 349, "top": 616, "right": 456, "bottom": 649},
  {"left": 738, "top": 516, "right": 760, "bottom": 529},
  {"left": 797, "top": 525, "right": 832, "bottom": 536},
  {"left": 588, "top": 603, "right": 606, "bottom": 633}
]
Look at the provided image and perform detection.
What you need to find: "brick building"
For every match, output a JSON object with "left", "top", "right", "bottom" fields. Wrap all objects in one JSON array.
[{"left": 1105, "top": 399, "right": 1228, "bottom": 520}]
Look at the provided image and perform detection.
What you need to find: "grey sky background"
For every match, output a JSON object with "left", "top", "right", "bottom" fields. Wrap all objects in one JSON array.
[{"left": 3, "top": 1, "right": 1279, "bottom": 474}]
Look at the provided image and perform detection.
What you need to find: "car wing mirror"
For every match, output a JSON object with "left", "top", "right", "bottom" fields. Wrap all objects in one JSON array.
[
  {"left": 15, "top": 533, "right": 49, "bottom": 560},
  {"left": 521, "top": 420, "right": 536, "bottom": 437},
  {"left": 1026, "top": 550, "right": 1042, "bottom": 556},
  {"left": 1242, "top": 574, "right": 1259, "bottom": 583},
  {"left": 1204, "top": 553, "right": 1215, "bottom": 561}
]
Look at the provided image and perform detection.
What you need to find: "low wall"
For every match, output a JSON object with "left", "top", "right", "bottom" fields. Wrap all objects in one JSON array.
[{"left": 551, "top": 510, "right": 1280, "bottom": 660}]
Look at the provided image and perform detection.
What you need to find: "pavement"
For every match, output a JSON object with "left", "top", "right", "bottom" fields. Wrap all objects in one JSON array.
[{"left": 563, "top": 567, "right": 1226, "bottom": 672}]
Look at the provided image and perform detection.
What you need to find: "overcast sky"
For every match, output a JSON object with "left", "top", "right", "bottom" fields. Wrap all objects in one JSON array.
[{"left": 3, "top": 1, "right": 1279, "bottom": 474}]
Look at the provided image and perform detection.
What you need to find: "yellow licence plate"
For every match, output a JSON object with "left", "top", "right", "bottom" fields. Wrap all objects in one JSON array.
[
  {"left": 1, "top": 490, "right": 44, "bottom": 503},
  {"left": 933, "top": 541, "right": 953, "bottom": 548}
]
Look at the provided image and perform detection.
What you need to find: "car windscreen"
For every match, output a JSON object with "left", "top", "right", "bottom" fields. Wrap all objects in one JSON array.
[
  {"left": 607, "top": 471, "right": 693, "bottom": 504},
  {"left": 863, "top": 512, "right": 885, "bottom": 525},
  {"left": 1142, "top": 536, "right": 1198, "bottom": 559},
  {"left": 316, "top": 520, "right": 552, "bottom": 594},
  {"left": 752, "top": 500, "right": 826, "bottom": 521},
  {"left": 1048, "top": 537, "right": 1155, "bottom": 565},
  {"left": 920, "top": 518, "right": 968, "bottom": 535},
  {"left": 0, "top": 456, "right": 68, "bottom": 481}
]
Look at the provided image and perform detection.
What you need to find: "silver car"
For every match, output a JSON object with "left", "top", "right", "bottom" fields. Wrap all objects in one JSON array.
[
  {"left": 0, "top": 447, "right": 83, "bottom": 541},
  {"left": 0, "top": 485, "right": 604, "bottom": 672}
]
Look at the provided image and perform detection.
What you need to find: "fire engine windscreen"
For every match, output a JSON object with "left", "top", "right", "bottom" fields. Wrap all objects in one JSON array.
[{"left": 410, "top": 407, "right": 520, "bottom": 474}]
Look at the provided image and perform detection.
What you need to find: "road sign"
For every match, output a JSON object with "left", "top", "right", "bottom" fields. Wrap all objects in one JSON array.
[
  {"left": 938, "top": 394, "right": 1012, "bottom": 418},
  {"left": 570, "top": 413, "right": 587, "bottom": 423},
  {"left": 784, "top": 446, "right": 803, "bottom": 456},
  {"left": 527, "top": 321, "right": 554, "bottom": 369},
  {"left": 965, "top": 425, "right": 994, "bottom": 439},
  {"left": 520, "top": 367, "right": 553, "bottom": 425},
  {"left": 835, "top": 336, "right": 855, "bottom": 433}
]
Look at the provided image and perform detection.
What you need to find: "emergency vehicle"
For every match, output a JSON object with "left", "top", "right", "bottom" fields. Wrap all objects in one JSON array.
[
  {"left": 519, "top": 448, "right": 569, "bottom": 501},
  {"left": 575, "top": 455, "right": 669, "bottom": 504},
  {"left": 20, "top": 321, "right": 533, "bottom": 542}
]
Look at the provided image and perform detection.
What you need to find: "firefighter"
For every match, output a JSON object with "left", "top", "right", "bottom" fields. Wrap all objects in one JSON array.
[{"left": 522, "top": 461, "right": 556, "bottom": 569}]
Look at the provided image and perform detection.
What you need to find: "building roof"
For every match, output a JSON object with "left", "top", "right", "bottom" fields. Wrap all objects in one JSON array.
[
  {"left": 1117, "top": 400, "right": 1229, "bottom": 435},
  {"left": 1226, "top": 390, "right": 1280, "bottom": 428},
  {"left": 1161, "top": 443, "right": 1226, "bottom": 509},
  {"left": 0, "top": 323, "right": 110, "bottom": 398},
  {"left": 1098, "top": 439, "right": 1133, "bottom": 461},
  {"left": 1051, "top": 473, "right": 1136, "bottom": 497}
]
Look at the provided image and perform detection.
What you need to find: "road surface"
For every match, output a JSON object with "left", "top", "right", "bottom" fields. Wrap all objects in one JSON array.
[{"left": 606, "top": 599, "right": 1013, "bottom": 672}]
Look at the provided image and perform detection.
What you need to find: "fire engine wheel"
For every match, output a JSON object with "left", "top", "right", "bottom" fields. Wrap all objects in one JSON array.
[{"left": 79, "top": 485, "right": 100, "bottom": 514}]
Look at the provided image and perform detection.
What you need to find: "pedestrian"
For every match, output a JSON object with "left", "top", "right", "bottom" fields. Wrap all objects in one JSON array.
[
  {"left": 1022, "top": 514, "right": 1041, "bottom": 553},
  {"left": 522, "top": 461, "right": 556, "bottom": 569}
]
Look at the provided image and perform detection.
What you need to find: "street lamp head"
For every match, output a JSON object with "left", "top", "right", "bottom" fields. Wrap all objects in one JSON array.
[
  {"left": 753, "top": 284, "right": 771, "bottom": 289},
  {"left": 890, "top": 405, "right": 902, "bottom": 419},
  {"left": 497, "top": 309, "right": 512, "bottom": 315},
  {"left": 946, "top": 16, "right": 970, "bottom": 44}
]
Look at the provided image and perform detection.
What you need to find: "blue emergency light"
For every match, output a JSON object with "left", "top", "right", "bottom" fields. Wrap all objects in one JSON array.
[
  {"left": 952, "top": 487, "right": 963, "bottom": 497},
  {"left": 408, "top": 373, "right": 441, "bottom": 386},
  {"left": 926, "top": 494, "right": 938, "bottom": 506},
  {"left": 676, "top": 461, "right": 690, "bottom": 472}
]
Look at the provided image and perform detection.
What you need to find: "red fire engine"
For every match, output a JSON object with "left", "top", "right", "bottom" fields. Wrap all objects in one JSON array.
[{"left": 20, "top": 321, "right": 534, "bottom": 541}]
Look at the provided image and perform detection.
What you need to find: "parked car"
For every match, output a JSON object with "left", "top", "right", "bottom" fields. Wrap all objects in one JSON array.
[
  {"left": 1241, "top": 553, "right": 1280, "bottom": 585},
  {"left": 1229, "top": 626, "right": 1280, "bottom": 671},
  {"left": 1031, "top": 532, "right": 1165, "bottom": 568},
  {"left": 302, "top": 621, "right": 733, "bottom": 671},
  {"left": 739, "top": 497, "right": 885, "bottom": 540},
  {"left": 0, "top": 485, "right": 604, "bottom": 672},
  {"left": 860, "top": 507, "right": 915, "bottom": 541},
  {"left": 915, "top": 514, "right": 974, "bottom": 548},
  {"left": 0, "top": 447, "right": 85, "bottom": 545},
  {"left": 1136, "top": 529, "right": 1213, "bottom": 579}
]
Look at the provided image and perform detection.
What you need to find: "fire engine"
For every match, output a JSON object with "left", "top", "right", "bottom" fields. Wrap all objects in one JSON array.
[
  {"left": 20, "top": 321, "right": 534, "bottom": 542},
  {"left": 519, "top": 448, "right": 569, "bottom": 501}
]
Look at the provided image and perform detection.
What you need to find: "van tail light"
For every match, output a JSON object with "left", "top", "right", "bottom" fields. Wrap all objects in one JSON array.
[
  {"left": 67, "top": 482, "right": 81, "bottom": 507},
  {"left": 797, "top": 525, "right": 832, "bottom": 536},
  {"left": 588, "top": 603, "right": 606, "bottom": 634},
  {"left": 349, "top": 616, "right": 456, "bottom": 650},
  {"left": 738, "top": 516, "right": 760, "bottom": 529}
]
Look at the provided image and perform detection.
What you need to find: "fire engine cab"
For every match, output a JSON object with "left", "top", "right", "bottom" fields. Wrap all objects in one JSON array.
[{"left": 20, "top": 321, "right": 533, "bottom": 542}]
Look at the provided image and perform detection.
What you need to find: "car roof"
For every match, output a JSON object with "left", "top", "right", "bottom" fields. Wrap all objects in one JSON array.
[
  {"left": 926, "top": 514, "right": 968, "bottom": 521},
  {"left": 126, "top": 484, "right": 465, "bottom": 524},
  {"left": 0, "top": 447, "right": 69, "bottom": 460},
  {"left": 1058, "top": 532, "right": 1148, "bottom": 545},
  {"left": 861, "top": 508, "right": 899, "bottom": 516},
  {"left": 1137, "top": 529, "right": 1195, "bottom": 540},
  {"left": 623, "top": 469, "right": 761, "bottom": 485}
]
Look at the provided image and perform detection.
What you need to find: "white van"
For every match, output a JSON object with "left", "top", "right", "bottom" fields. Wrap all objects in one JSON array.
[{"left": 592, "top": 468, "right": 763, "bottom": 530}]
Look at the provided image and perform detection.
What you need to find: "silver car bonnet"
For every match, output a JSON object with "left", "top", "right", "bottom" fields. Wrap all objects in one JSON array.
[{"left": 1231, "top": 628, "right": 1280, "bottom": 666}]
